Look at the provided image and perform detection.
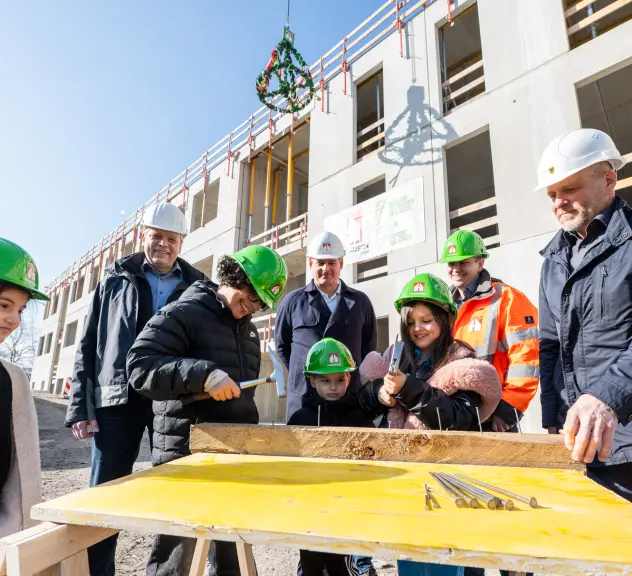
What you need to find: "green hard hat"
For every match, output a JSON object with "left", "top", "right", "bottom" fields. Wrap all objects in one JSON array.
[
  {"left": 304, "top": 338, "right": 356, "bottom": 375},
  {"left": 440, "top": 230, "right": 489, "bottom": 263},
  {"left": 0, "top": 238, "right": 49, "bottom": 301},
  {"left": 230, "top": 245, "right": 288, "bottom": 310},
  {"left": 394, "top": 272, "right": 457, "bottom": 316}
]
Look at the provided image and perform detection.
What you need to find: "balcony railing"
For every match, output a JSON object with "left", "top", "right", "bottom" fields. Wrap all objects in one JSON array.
[
  {"left": 248, "top": 213, "right": 308, "bottom": 251},
  {"left": 565, "top": 0, "right": 632, "bottom": 48},
  {"left": 449, "top": 196, "right": 499, "bottom": 248}
]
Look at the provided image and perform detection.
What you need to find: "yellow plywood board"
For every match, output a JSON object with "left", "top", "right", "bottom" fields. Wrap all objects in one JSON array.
[{"left": 33, "top": 453, "right": 632, "bottom": 574}]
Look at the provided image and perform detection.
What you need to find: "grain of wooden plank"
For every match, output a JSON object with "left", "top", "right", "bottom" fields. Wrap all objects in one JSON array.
[{"left": 189, "top": 424, "right": 583, "bottom": 471}]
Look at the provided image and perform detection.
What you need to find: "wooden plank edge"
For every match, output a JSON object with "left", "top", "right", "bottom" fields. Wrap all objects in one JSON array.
[
  {"left": 189, "top": 424, "right": 585, "bottom": 471},
  {"left": 15, "top": 511, "right": 628, "bottom": 576}
]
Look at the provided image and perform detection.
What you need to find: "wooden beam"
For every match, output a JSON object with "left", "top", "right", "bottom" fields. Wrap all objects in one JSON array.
[
  {"left": 615, "top": 175, "right": 632, "bottom": 190},
  {"left": 356, "top": 130, "right": 386, "bottom": 152},
  {"left": 565, "top": 0, "right": 598, "bottom": 18},
  {"left": 0, "top": 523, "right": 116, "bottom": 576},
  {"left": 451, "top": 215, "right": 499, "bottom": 233},
  {"left": 449, "top": 197, "right": 496, "bottom": 219},
  {"left": 567, "top": 0, "right": 632, "bottom": 35},
  {"left": 189, "top": 424, "right": 584, "bottom": 471},
  {"left": 442, "top": 59, "right": 484, "bottom": 89},
  {"left": 357, "top": 118, "right": 385, "bottom": 138},
  {"left": 236, "top": 543, "right": 257, "bottom": 576},
  {"left": 189, "top": 539, "right": 211, "bottom": 576},
  {"left": 443, "top": 75, "right": 486, "bottom": 103}
]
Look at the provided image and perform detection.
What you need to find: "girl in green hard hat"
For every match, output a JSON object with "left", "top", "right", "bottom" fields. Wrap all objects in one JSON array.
[
  {"left": 358, "top": 272, "right": 502, "bottom": 576},
  {"left": 0, "top": 238, "right": 49, "bottom": 538}
]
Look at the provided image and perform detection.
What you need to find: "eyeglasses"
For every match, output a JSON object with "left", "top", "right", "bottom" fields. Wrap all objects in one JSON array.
[{"left": 246, "top": 286, "right": 268, "bottom": 312}]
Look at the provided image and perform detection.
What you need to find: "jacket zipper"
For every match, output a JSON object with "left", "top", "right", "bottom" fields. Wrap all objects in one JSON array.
[
  {"left": 235, "top": 323, "right": 245, "bottom": 382},
  {"left": 599, "top": 265, "right": 607, "bottom": 319}
]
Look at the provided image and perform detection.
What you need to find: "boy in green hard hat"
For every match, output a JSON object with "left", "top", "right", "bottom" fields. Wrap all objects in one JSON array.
[
  {"left": 0, "top": 238, "right": 48, "bottom": 538},
  {"left": 127, "top": 244, "right": 287, "bottom": 576},
  {"left": 288, "top": 338, "right": 375, "bottom": 576}
]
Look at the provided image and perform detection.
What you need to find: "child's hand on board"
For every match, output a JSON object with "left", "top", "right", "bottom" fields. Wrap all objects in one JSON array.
[{"left": 383, "top": 371, "right": 406, "bottom": 395}]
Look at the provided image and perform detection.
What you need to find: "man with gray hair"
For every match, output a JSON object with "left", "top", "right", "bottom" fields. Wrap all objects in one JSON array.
[
  {"left": 537, "top": 128, "right": 632, "bottom": 502},
  {"left": 65, "top": 202, "right": 205, "bottom": 576}
]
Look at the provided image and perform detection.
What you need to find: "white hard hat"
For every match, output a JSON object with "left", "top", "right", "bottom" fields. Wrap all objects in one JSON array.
[
  {"left": 534, "top": 128, "right": 626, "bottom": 193},
  {"left": 142, "top": 202, "right": 188, "bottom": 235},
  {"left": 307, "top": 231, "right": 345, "bottom": 259}
]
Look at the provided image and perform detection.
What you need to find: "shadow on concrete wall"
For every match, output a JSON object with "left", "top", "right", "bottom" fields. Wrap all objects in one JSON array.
[{"left": 378, "top": 85, "right": 458, "bottom": 186}]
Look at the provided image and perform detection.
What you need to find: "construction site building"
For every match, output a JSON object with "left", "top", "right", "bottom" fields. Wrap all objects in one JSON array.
[{"left": 31, "top": 0, "right": 632, "bottom": 431}]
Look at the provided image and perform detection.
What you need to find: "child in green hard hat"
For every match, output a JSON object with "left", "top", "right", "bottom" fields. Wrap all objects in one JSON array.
[
  {"left": 358, "top": 272, "right": 502, "bottom": 576},
  {"left": 289, "top": 337, "right": 375, "bottom": 428},
  {"left": 126, "top": 244, "right": 288, "bottom": 575},
  {"left": 288, "top": 337, "right": 375, "bottom": 576},
  {"left": 0, "top": 237, "right": 49, "bottom": 538}
]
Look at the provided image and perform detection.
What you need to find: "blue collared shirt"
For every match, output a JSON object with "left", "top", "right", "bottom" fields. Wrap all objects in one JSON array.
[
  {"left": 453, "top": 276, "right": 480, "bottom": 310},
  {"left": 142, "top": 259, "right": 182, "bottom": 314}
]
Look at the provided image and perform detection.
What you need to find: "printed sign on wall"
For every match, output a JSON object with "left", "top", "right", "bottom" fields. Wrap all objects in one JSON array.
[{"left": 323, "top": 178, "right": 424, "bottom": 264}]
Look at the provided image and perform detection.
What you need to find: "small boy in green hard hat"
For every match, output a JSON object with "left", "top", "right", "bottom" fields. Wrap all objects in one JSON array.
[{"left": 288, "top": 337, "right": 375, "bottom": 576}]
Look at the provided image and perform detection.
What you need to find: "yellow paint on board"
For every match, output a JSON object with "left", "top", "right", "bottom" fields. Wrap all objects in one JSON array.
[{"left": 33, "top": 453, "right": 632, "bottom": 571}]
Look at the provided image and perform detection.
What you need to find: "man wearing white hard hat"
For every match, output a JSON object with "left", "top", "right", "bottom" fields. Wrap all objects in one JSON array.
[
  {"left": 537, "top": 128, "right": 632, "bottom": 502},
  {"left": 65, "top": 202, "right": 205, "bottom": 576},
  {"left": 275, "top": 230, "right": 378, "bottom": 422}
]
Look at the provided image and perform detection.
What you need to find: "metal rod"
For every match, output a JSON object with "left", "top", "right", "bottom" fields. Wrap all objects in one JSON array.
[
  {"left": 436, "top": 408, "right": 442, "bottom": 432},
  {"left": 425, "top": 484, "right": 440, "bottom": 508},
  {"left": 586, "top": 3, "right": 598, "bottom": 39},
  {"left": 454, "top": 473, "right": 538, "bottom": 508},
  {"left": 429, "top": 473, "right": 468, "bottom": 508},
  {"left": 426, "top": 485, "right": 451, "bottom": 502},
  {"left": 317, "top": 405, "right": 321, "bottom": 427},
  {"left": 475, "top": 407, "right": 483, "bottom": 434},
  {"left": 441, "top": 473, "right": 501, "bottom": 510},
  {"left": 514, "top": 407, "right": 522, "bottom": 434},
  {"left": 436, "top": 473, "right": 480, "bottom": 508}
]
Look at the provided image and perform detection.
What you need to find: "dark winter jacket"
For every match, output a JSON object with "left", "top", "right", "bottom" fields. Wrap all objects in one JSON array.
[
  {"left": 358, "top": 344, "right": 490, "bottom": 431},
  {"left": 288, "top": 385, "right": 376, "bottom": 428},
  {"left": 126, "top": 280, "right": 260, "bottom": 466},
  {"left": 275, "top": 280, "right": 377, "bottom": 422},
  {"left": 540, "top": 195, "right": 632, "bottom": 466},
  {"left": 65, "top": 253, "right": 204, "bottom": 426}
]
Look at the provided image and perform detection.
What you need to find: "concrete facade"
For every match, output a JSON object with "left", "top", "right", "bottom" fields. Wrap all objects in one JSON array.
[{"left": 32, "top": 0, "right": 632, "bottom": 432}]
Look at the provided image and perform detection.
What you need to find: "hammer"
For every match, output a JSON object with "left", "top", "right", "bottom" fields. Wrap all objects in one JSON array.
[{"left": 182, "top": 342, "right": 287, "bottom": 404}]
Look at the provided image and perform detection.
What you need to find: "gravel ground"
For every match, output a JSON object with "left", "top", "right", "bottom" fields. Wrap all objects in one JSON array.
[{"left": 35, "top": 393, "right": 398, "bottom": 576}]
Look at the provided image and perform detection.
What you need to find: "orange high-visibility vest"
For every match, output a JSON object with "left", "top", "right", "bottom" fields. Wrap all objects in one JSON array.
[{"left": 452, "top": 272, "right": 539, "bottom": 413}]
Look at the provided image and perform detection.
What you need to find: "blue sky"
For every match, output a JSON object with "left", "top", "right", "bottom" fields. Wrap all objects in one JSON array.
[{"left": 0, "top": 0, "right": 385, "bottom": 287}]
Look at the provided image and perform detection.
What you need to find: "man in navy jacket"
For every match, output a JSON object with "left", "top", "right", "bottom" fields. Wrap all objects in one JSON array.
[
  {"left": 274, "top": 230, "right": 378, "bottom": 423},
  {"left": 537, "top": 128, "right": 632, "bottom": 501}
]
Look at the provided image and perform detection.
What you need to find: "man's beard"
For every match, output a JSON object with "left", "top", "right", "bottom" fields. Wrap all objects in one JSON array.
[{"left": 559, "top": 205, "right": 593, "bottom": 233}]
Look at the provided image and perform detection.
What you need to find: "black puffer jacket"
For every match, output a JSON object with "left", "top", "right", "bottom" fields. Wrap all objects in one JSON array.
[
  {"left": 127, "top": 280, "right": 260, "bottom": 465},
  {"left": 288, "top": 385, "right": 375, "bottom": 428}
]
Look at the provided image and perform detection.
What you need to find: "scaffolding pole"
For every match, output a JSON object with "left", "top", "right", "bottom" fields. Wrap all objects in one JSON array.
[
  {"left": 248, "top": 158, "right": 257, "bottom": 240},
  {"left": 272, "top": 169, "right": 280, "bottom": 227},
  {"left": 286, "top": 125, "right": 294, "bottom": 222},
  {"left": 264, "top": 149, "right": 273, "bottom": 231}
]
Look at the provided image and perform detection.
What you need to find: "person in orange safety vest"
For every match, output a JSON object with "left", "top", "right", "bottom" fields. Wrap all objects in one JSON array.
[{"left": 440, "top": 230, "right": 539, "bottom": 433}]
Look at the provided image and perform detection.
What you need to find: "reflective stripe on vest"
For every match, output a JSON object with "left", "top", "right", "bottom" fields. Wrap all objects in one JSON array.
[
  {"left": 473, "top": 283, "right": 504, "bottom": 359},
  {"left": 507, "top": 365, "right": 540, "bottom": 380},
  {"left": 498, "top": 326, "right": 539, "bottom": 353}
]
